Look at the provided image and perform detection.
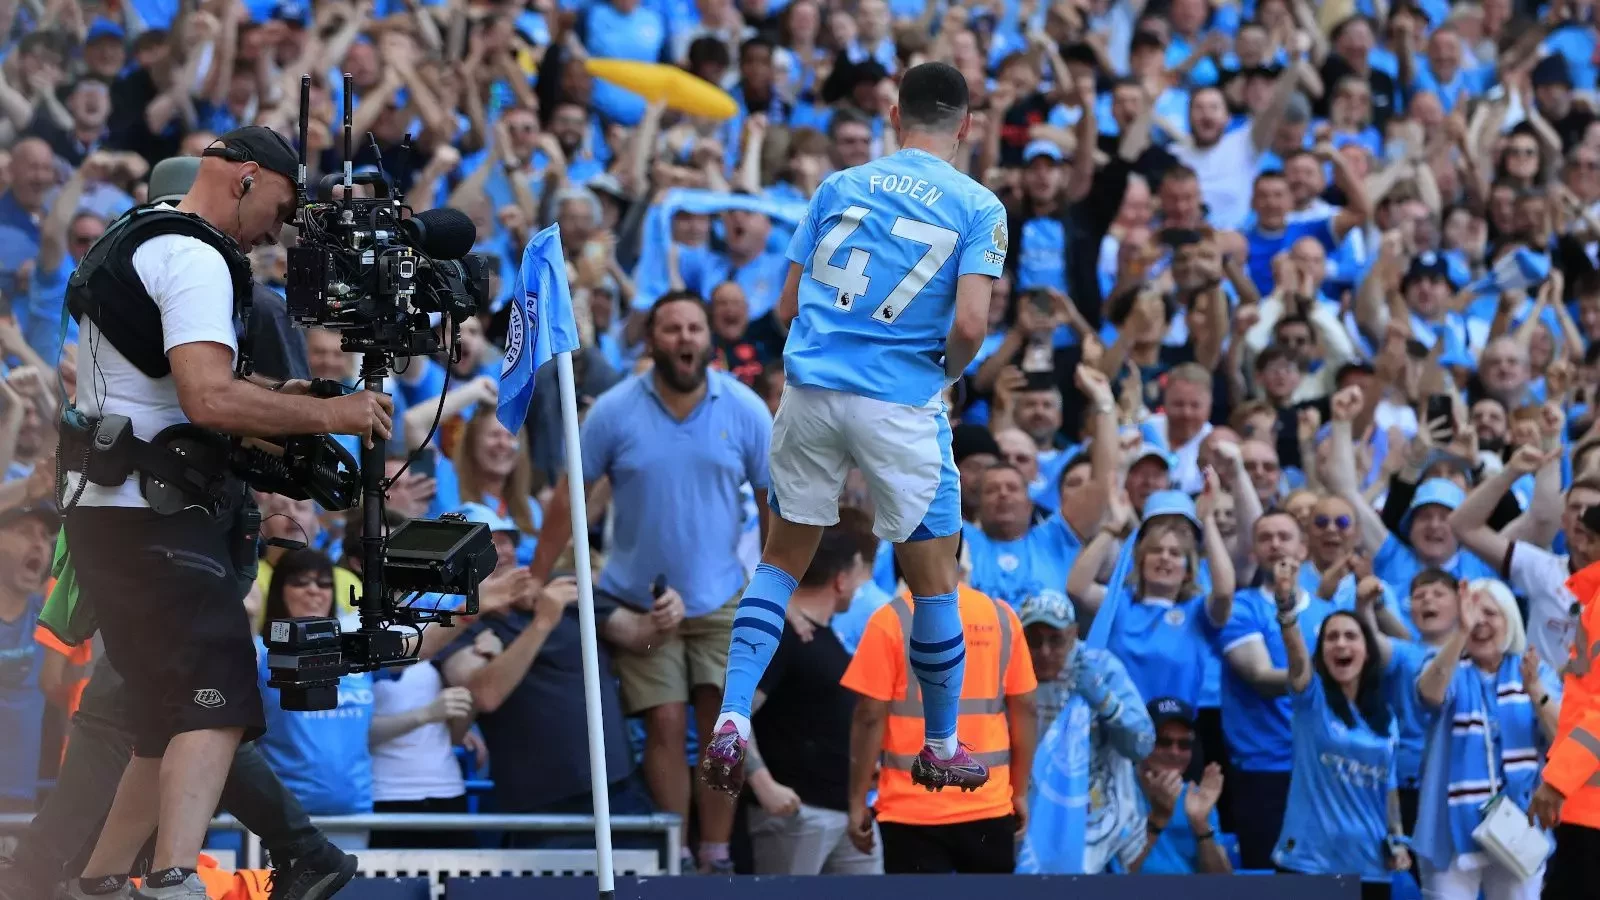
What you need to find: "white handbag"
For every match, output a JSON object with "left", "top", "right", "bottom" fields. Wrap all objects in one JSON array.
[{"left": 1469, "top": 689, "right": 1551, "bottom": 881}]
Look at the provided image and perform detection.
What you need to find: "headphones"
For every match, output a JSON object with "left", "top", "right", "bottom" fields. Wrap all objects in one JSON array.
[{"left": 242, "top": 175, "right": 254, "bottom": 195}]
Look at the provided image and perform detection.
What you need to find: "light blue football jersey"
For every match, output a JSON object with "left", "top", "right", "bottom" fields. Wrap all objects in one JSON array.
[{"left": 783, "top": 148, "right": 1008, "bottom": 407}]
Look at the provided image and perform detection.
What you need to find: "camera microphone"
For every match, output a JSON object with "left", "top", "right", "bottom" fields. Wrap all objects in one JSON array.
[{"left": 400, "top": 208, "right": 477, "bottom": 260}]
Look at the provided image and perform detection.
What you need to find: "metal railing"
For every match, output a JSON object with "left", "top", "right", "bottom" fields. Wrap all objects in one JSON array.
[{"left": 0, "top": 812, "right": 683, "bottom": 876}]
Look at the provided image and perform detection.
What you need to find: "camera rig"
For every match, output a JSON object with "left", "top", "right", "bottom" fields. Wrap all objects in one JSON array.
[{"left": 265, "top": 74, "right": 497, "bottom": 711}]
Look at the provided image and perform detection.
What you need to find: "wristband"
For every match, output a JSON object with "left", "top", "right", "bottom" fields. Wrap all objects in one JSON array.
[{"left": 1193, "top": 830, "right": 1215, "bottom": 842}]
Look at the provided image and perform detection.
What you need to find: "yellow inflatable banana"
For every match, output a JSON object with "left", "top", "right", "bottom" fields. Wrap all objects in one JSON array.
[{"left": 584, "top": 58, "right": 739, "bottom": 121}]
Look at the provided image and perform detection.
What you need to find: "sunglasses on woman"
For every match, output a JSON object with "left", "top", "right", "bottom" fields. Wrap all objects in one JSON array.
[
  {"left": 286, "top": 575, "right": 335, "bottom": 590},
  {"left": 1313, "top": 514, "right": 1352, "bottom": 531}
]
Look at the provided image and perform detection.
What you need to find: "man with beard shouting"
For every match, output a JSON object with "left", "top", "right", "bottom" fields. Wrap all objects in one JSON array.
[{"left": 524, "top": 289, "right": 774, "bottom": 874}]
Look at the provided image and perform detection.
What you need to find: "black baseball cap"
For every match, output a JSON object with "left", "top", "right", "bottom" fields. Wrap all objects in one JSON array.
[
  {"left": 0, "top": 501, "right": 60, "bottom": 532},
  {"left": 1403, "top": 251, "right": 1450, "bottom": 288},
  {"left": 1335, "top": 360, "right": 1377, "bottom": 383},
  {"left": 1533, "top": 54, "right": 1572, "bottom": 89},
  {"left": 1147, "top": 696, "right": 1196, "bottom": 729},
  {"left": 203, "top": 125, "right": 299, "bottom": 183}
]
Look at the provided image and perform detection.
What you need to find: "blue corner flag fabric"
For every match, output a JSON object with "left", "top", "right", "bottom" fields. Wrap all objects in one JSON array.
[{"left": 498, "top": 223, "right": 580, "bottom": 435}]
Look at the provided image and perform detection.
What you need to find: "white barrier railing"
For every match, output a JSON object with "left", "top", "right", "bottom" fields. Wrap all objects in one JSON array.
[{"left": 0, "top": 812, "right": 683, "bottom": 877}]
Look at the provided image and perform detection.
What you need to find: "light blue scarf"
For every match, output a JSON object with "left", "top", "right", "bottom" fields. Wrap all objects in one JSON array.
[
  {"left": 1415, "top": 653, "right": 1546, "bottom": 870},
  {"left": 631, "top": 188, "right": 808, "bottom": 312}
]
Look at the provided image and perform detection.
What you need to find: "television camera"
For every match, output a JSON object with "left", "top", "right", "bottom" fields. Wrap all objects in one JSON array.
[{"left": 265, "top": 74, "right": 497, "bottom": 711}]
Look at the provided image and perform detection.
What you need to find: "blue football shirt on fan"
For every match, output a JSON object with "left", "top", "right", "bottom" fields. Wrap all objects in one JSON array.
[
  {"left": 1384, "top": 639, "right": 1441, "bottom": 785},
  {"left": 1273, "top": 678, "right": 1397, "bottom": 882},
  {"left": 962, "top": 517, "right": 1081, "bottom": 609},
  {"left": 784, "top": 148, "right": 1008, "bottom": 407},
  {"left": 1105, "top": 594, "right": 1218, "bottom": 711},
  {"left": 0, "top": 595, "right": 45, "bottom": 804},
  {"left": 1218, "top": 588, "right": 1345, "bottom": 772},
  {"left": 1138, "top": 784, "right": 1222, "bottom": 874},
  {"left": 1373, "top": 535, "right": 1497, "bottom": 590}
]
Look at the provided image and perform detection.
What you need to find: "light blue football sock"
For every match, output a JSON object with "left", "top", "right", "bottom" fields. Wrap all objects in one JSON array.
[
  {"left": 718, "top": 563, "right": 799, "bottom": 735},
  {"left": 908, "top": 589, "right": 965, "bottom": 755}
]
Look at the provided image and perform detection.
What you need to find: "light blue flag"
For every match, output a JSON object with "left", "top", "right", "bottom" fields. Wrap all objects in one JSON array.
[
  {"left": 498, "top": 223, "right": 580, "bottom": 436},
  {"left": 1469, "top": 246, "right": 1551, "bottom": 297},
  {"left": 1016, "top": 695, "right": 1092, "bottom": 873}
]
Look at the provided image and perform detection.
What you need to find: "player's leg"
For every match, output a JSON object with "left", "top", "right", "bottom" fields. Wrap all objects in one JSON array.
[
  {"left": 703, "top": 386, "right": 842, "bottom": 794},
  {"left": 893, "top": 534, "right": 963, "bottom": 757},
  {"left": 717, "top": 515, "right": 824, "bottom": 731},
  {"left": 849, "top": 397, "right": 987, "bottom": 790}
]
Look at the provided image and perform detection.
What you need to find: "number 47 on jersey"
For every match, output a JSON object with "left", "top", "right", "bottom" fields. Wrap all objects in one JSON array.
[{"left": 809, "top": 205, "right": 960, "bottom": 325}]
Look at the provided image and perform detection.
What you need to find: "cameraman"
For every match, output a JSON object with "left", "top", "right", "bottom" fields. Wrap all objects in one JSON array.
[{"left": 61, "top": 126, "right": 392, "bottom": 900}]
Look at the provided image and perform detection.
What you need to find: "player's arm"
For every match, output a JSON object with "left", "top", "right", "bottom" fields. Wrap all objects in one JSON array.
[
  {"left": 947, "top": 200, "right": 1006, "bottom": 379},
  {"left": 944, "top": 273, "right": 994, "bottom": 379},
  {"left": 775, "top": 261, "right": 804, "bottom": 332}
]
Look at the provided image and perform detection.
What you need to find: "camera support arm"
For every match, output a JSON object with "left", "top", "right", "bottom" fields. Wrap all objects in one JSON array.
[{"left": 358, "top": 350, "right": 389, "bottom": 633}]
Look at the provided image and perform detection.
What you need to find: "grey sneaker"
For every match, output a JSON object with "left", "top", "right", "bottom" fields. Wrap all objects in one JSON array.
[
  {"left": 131, "top": 872, "right": 207, "bottom": 899},
  {"left": 57, "top": 876, "right": 135, "bottom": 899}
]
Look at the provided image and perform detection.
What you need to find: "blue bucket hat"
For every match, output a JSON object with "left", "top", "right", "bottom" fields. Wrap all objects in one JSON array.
[
  {"left": 1139, "top": 489, "right": 1202, "bottom": 536},
  {"left": 456, "top": 502, "right": 522, "bottom": 544},
  {"left": 1399, "top": 478, "right": 1465, "bottom": 533}
]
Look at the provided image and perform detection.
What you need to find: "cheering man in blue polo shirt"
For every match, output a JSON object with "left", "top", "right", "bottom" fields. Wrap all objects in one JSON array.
[{"left": 526, "top": 290, "right": 773, "bottom": 874}]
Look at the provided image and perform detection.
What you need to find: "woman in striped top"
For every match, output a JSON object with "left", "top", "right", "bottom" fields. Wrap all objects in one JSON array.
[{"left": 1413, "top": 580, "right": 1563, "bottom": 900}]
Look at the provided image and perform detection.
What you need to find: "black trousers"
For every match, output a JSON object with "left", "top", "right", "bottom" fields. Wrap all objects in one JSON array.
[
  {"left": 1230, "top": 768, "right": 1292, "bottom": 871},
  {"left": 2, "top": 658, "right": 323, "bottom": 895},
  {"left": 1544, "top": 823, "right": 1600, "bottom": 899},
  {"left": 65, "top": 506, "right": 265, "bottom": 756},
  {"left": 1194, "top": 708, "right": 1233, "bottom": 831},
  {"left": 878, "top": 815, "right": 1016, "bottom": 874},
  {"left": 370, "top": 796, "right": 474, "bottom": 849}
]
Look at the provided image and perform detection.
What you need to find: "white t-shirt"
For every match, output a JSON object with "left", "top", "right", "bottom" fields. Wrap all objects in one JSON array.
[
  {"left": 1170, "top": 127, "right": 1260, "bottom": 231},
  {"left": 1508, "top": 541, "right": 1578, "bottom": 666},
  {"left": 69, "top": 231, "right": 238, "bottom": 508},
  {"left": 370, "top": 661, "right": 466, "bottom": 803},
  {"left": 1142, "top": 415, "right": 1212, "bottom": 496}
]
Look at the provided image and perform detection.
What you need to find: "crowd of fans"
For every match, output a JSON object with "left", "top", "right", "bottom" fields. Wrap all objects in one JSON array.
[{"left": 2, "top": 0, "right": 1600, "bottom": 894}]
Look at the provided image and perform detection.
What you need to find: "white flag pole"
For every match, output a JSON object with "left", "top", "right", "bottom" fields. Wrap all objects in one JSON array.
[{"left": 555, "top": 349, "right": 616, "bottom": 899}]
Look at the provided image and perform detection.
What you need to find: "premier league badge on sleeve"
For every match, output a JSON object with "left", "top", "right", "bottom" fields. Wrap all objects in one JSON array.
[{"left": 986, "top": 222, "right": 1007, "bottom": 266}]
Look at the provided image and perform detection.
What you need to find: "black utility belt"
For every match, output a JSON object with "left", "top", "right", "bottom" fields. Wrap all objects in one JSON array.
[{"left": 60, "top": 413, "right": 244, "bottom": 518}]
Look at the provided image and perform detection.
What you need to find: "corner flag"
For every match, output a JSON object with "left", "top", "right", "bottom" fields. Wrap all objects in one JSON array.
[
  {"left": 499, "top": 221, "right": 619, "bottom": 896},
  {"left": 498, "top": 222, "right": 579, "bottom": 435}
]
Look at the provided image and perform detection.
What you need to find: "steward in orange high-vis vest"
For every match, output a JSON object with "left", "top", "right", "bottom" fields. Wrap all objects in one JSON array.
[
  {"left": 1531, "top": 505, "right": 1600, "bottom": 900},
  {"left": 841, "top": 585, "right": 1036, "bottom": 874}
]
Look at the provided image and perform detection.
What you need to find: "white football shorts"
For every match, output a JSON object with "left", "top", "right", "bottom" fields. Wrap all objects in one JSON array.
[{"left": 767, "top": 384, "right": 961, "bottom": 543}]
